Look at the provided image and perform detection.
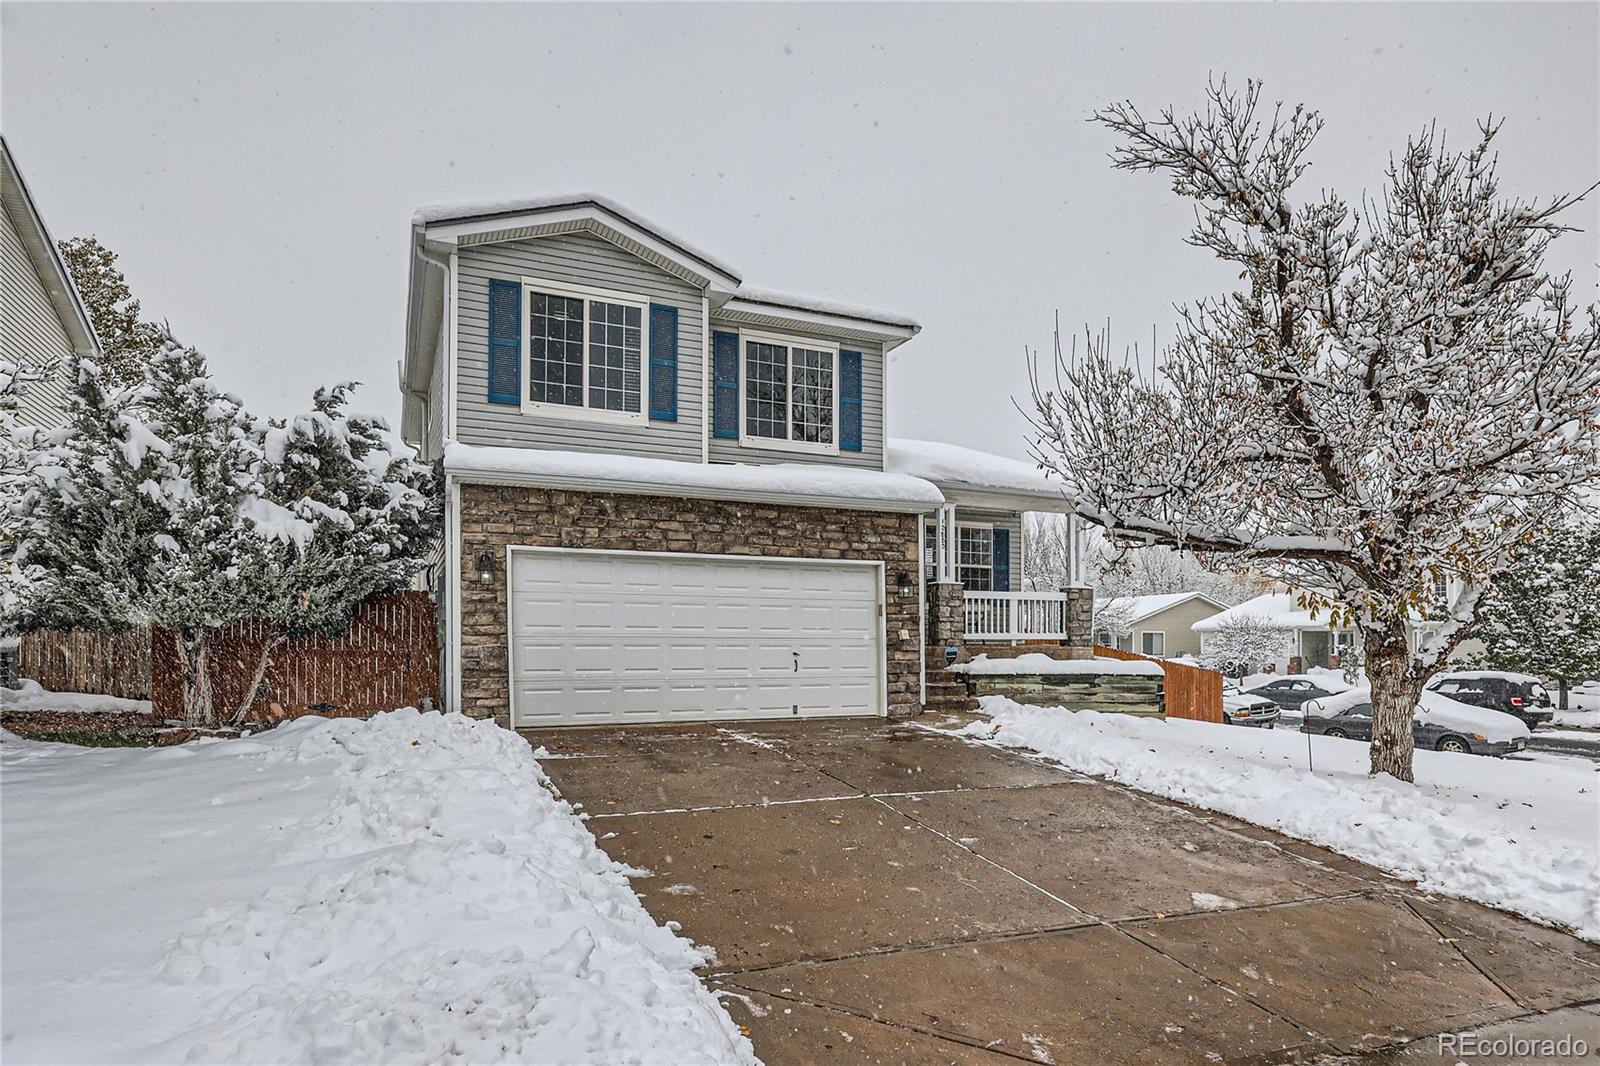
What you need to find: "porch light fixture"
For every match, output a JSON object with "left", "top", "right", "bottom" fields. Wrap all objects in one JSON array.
[
  {"left": 476, "top": 551, "right": 495, "bottom": 585},
  {"left": 896, "top": 572, "right": 916, "bottom": 599}
]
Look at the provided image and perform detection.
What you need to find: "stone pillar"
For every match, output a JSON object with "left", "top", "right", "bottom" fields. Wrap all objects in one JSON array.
[
  {"left": 929, "top": 581, "right": 966, "bottom": 650},
  {"left": 1062, "top": 585, "right": 1094, "bottom": 660}
]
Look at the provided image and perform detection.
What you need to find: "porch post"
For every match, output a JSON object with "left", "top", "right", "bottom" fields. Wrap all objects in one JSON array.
[
  {"left": 1061, "top": 584, "right": 1094, "bottom": 660},
  {"left": 938, "top": 503, "right": 957, "bottom": 583}
]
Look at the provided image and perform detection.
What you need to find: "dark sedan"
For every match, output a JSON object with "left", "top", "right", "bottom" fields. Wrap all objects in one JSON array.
[
  {"left": 1299, "top": 690, "right": 1530, "bottom": 756},
  {"left": 1244, "top": 677, "right": 1340, "bottom": 712}
]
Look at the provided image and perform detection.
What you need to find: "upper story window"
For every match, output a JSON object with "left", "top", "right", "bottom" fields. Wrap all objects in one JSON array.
[
  {"left": 743, "top": 333, "right": 836, "bottom": 452},
  {"left": 526, "top": 280, "right": 644, "bottom": 421}
]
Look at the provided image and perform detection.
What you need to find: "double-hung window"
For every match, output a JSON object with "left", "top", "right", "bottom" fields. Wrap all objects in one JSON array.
[
  {"left": 525, "top": 280, "right": 645, "bottom": 420},
  {"left": 1140, "top": 631, "right": 1166, "bottom": 657},
  {"left": 743, "top": 334, "right": 836, "bottom": 450},
  {"left": 957, "top": 525, "right": 993, "bottom": 590}
]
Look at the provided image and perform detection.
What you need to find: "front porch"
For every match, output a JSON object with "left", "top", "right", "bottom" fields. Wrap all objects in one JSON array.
[{"left": 922, "top": 502, "right": 1089, "bottom": 646}]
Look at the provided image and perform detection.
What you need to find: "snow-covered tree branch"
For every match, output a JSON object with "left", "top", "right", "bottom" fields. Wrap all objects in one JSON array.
[{"left": 1028, "top": 79, "right": 1600, "bottom": 781}]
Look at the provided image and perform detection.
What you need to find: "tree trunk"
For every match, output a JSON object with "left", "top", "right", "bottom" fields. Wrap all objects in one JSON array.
[
  {"left": 174, "top": 627, "right": 216, "bottom": 728},
  {"left": 1558, "top": 678, "right": 1569, "bottom": 711},
  {"left": 1365, "top": 620, "right": 1424, "bottom": 782},
  {"left": 230, "top": 631, "right": 287, "bottom": 726}
]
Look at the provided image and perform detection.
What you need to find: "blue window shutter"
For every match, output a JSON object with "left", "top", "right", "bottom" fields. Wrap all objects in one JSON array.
[
  {"left": 992, "top": 528, "right": 1011, "bottom": 591},
  {"left": 487, "top": 279, "right": 521, "bottom": 404},
  {"left": 712, "top": 331, "right": 740, "bottom": 439},
  {"left": 840, "top": 349, "right": 863, "bottom": 452},
  {"left": 648, "top": 304, "right": 678, "bottom": 421}
]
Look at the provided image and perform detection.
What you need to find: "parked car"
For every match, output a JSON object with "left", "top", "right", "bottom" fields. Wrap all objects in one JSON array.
[
  {"left": 1221, "top": 681, "right": 1280, "bottom": 728},
  {"left": 1424, "top": 671, "right": 1554, "bottom": 728},
  {"left": 1300, "top": 688, "right": 1530, "bottom": 756},
  {"left": 1244, "top": 677, "right": 1341, "bottom": 714}
]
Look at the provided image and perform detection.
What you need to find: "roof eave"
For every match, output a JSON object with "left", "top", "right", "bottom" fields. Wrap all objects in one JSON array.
[{"left": 0, "top": 136, "right": 101, "bottom": 359}]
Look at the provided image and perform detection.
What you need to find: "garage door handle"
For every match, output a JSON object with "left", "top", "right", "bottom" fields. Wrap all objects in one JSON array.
[{"left": 793, "top": 651, "right": 799, "bottom": 672}]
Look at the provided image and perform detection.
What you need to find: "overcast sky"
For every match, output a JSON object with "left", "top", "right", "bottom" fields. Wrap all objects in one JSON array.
[{"left": 5, "top": 3, "right": 1596, "bottom": 459}]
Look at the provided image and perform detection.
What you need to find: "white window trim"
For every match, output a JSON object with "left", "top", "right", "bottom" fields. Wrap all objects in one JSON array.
[
  {"left": 1140, "top": 630, "right": 1166, "bottom": 657},
  {"left": 956, "top": 521, "right": 994, "bottom": 590},
  {"left": 519, "top": 275, "right": 649, "bottom": 426},
  {"left": 736, "top": 328, "right": 841, "bottom": 456}
]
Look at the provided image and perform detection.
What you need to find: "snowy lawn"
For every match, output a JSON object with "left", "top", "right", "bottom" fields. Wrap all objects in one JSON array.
[
  {"left": 944, "top": 696, "right": 1600, "bottom": 941},
  {"left": 0, "top": 678, "right": 153, "bottom": 714},
  {"left": 0, "top": 709, "right": 754, "bottom": 1065}
]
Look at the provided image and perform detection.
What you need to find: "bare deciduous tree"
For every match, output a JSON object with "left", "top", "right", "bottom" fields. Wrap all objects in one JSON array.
[{"left": 1028, "top": 80, "right": 1600, "bottom": 781}]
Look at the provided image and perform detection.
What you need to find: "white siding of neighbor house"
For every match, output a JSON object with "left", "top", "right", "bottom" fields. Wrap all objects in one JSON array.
[
  {"left": 454, "top": 230, "right": 704, "bottom": 461},
  {"left": 706, "top": 320, "right": 884, "bottom": 470},
  {"left": 922, "top": 507, "right": 1023, "bottom": 586},
  {"left": 0, "top": 199, "right": 73, "bottom": 432}
]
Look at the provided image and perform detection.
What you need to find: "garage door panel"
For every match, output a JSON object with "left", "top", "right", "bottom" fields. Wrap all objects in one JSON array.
[{"left": 508, "top": 550, "right": 883, "bottom": 726}]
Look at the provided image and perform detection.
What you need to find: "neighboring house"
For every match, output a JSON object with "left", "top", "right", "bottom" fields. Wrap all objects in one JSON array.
[
  {"left": 399, "top": 195, "right": 1079, "bottom": 729},
  {"left": 1191, "top": 591, "right": 1356, "bottom": 673},
  {"left": 0, "top": 136, "right": 97, "bottom": 431},
  {"left": 1191, "top": 587, "right": 1478, "bottom": 672},
  {"left": 1095, "top": 592, "right": 1228, "bottom": 658}
]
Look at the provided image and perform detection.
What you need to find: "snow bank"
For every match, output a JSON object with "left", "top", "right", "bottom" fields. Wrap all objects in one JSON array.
[
  {"left": 0, "top": 678, "right": 152, "bottom": 714},
  {"left": 949, "top": 653, "right": 1165, "bottom": 677},
  {"left": 945, "top": 696, "right": 1600, "bottom": 941},
  {"left": 886, "top": 437, "right": 1066, "bottom": 499},
  {"left": 445, "top": 441, "right": 944, "bottom": 509},
  {"left": 0, "top": 710, "right": 754, "bottom": 1064},
  {"left": 1192, "top": 591, "right": 1333, "bottom": 632}
]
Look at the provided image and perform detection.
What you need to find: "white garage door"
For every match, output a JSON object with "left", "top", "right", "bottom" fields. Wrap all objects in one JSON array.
[{"left": 508, "top": 548, "right": 883, "bottom": 727}]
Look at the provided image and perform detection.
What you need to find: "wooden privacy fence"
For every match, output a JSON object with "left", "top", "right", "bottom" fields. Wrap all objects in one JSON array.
[
  {"left": 21, "top": 592, "right": 439, "bottom": 723},
  {"left": 20, "top": 626, "right": 154, "bottom": 700},
  {"left": 150, "top": 591, "right": 440, "bottom": 721},
  {"left": 1094, "top": 644, "right": 1224, "bottom": 724}
]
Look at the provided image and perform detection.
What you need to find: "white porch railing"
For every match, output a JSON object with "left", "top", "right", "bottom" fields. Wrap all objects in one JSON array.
[{"left": 963, "top": 591, "right": 1071, "bottom": 642}]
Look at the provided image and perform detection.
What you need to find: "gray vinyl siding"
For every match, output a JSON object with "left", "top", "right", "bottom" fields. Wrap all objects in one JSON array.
[
  {"left": 0, "top": 200, "right": 73, "bottom": 432},
  {"left": 454, "top": 231, "right": 704, "bottom": 461},
  {"left": 706, "top": 320, "right": 884, "bottom": 469},
  {"left": 922, "top": 507, "right": 1024, "bottom": 588}
]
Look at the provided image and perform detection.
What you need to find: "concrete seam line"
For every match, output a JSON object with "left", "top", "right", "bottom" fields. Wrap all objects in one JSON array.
[
  {"left": 1396, "top": 896, "right": 1533, "bottom": 1011},
  {"left": 713, "top": 980, "right": 1055, "bottom": 1064},
  {"left": 704, "top": 920, "right": 1101, "bottom": 977}
]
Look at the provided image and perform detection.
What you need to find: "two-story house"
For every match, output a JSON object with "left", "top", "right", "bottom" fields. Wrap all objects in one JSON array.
[{"left": 399, "top": 195, "right": 1080, "bottom": 729}]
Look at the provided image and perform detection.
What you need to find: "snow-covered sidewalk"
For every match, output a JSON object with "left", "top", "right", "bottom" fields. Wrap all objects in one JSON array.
[
  {"left": 944, "top": 696, "right": 1600, "bottom": 942},
  {"left": 0, "top": 709, "right": 754, "bottom": 1065}
]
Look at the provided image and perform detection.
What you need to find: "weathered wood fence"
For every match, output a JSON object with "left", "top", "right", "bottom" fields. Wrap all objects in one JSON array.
[
  {"left": 1094, "top": 644, "right": 1224, "bottom": 724},
  {"left": 20, "top": 627, "right": 153, "bottom": 700},
  {"left": 20, "top": 592, "right": 440, "bottom": 722}
]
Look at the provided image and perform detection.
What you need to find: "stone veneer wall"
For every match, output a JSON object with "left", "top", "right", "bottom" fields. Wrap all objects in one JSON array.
[{"left": 457, "top": 484, "right": 923, "bottom": 727}]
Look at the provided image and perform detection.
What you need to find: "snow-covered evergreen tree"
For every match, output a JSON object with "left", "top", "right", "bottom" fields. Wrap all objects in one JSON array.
[
  {"left": 56, "top": 237, "right": 166, "bottom": 387},
  {"left": 3, "top": 341, "right": 439, "bottom": 726},
  {"left": 1028, "top": 80, "right": 1600, "bottom": 781},
  {"left": 1200, "top": 616, "right": 1291, "bottom": 678},
  {"left": 1471, "top": 517, "right": 1600, "bottom": 707}
]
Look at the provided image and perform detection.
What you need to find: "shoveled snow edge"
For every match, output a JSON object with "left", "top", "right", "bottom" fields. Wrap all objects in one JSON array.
[{"left": 937, "top": 695, "right": 1600, "bottom": 942}]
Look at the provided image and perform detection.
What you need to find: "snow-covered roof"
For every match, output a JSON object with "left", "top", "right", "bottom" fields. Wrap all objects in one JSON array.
[
  {"left": 412, "top": 193, "right": 742, "bottom": 284},
  {"left": 1190, "top": 591, "right": 1335, "bottom": 633},
  {"left": 885, "top": 438, "right": 1070, "bottom": 508},
  {"left": 723, "top": 287, "right": 919, "bottom": 332},
  {"left": 444, "top": 442, "right": 945, "bottom": 513},
  {"left": 1102, "top": 591, "right": 1229, "bottom": 626}
]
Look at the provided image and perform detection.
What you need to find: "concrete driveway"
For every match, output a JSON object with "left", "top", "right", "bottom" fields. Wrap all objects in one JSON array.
[{"left": 525, "top": 717, "right": 1600, "bottom": 1065}]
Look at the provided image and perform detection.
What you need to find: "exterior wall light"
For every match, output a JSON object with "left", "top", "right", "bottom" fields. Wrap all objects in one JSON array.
[
  {"left": 476, "top": 551, "right": 495, "bottom": 585},
  {"left": 896, "top": 572, "right": 917, "bottom": 599}
]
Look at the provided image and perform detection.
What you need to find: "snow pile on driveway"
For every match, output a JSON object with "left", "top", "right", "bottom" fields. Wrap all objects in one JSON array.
[
  {"left": 0, "top": 709, "right": 754, "bottom": 1065},
  {"left": 947, "top": 696, "right": 1600, "bottom": 941}
]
